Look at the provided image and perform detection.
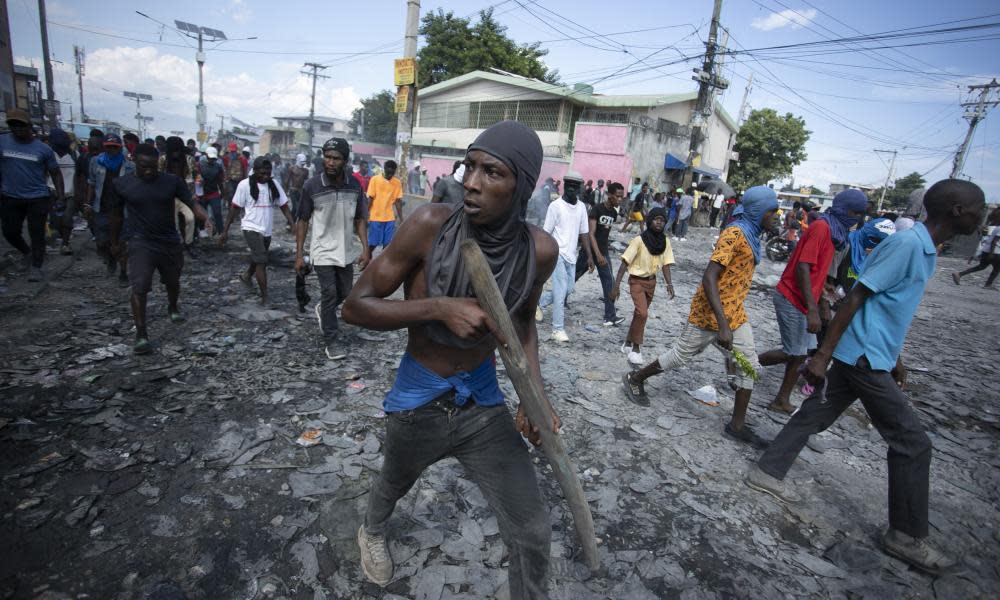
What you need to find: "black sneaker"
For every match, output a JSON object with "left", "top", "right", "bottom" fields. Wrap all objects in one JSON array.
[
  {"left": 622, "top": 372, "right": 650, "bottom": 406},
  {"left": 133, "top": 338, "right": 152, "bottom": 355},
  {"left": 724, "top": 423, "right": 770, "bottom": 449}
]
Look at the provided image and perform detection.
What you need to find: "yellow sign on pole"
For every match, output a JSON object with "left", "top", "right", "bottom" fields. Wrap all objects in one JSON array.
[
  {"left": 394, "top": 86, "right": 410, "bottom": 113},
  {"left": 394, "top": 58, "right": 417, "bottom": 86}
]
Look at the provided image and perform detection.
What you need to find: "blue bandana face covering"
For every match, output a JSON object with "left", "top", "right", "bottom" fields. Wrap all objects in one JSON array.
[{"left": 727, "top": 186, "right": 778, "bottom": 263}]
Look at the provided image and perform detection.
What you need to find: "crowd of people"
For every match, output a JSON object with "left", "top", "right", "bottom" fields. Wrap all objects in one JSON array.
[
  {"left": 2, "top": 111, "right": 993, "bottom": 596},
  {"left": 0, "top": 110, "right": 405, "bottom": 360}
]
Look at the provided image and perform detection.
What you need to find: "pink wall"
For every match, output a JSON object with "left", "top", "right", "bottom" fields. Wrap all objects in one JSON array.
[
  {"left": 537, "top": 160, "right": 570, "bottom": 189},
  {"left": 570, "top": 123, "right": 633, "bottom": 187},
  {"left": 351, "top": 141, "right": 394, "bottom": 157},
  {"left": 417, "top": 154, "right": 570, "bottom": 197},
  {"left": 417, "top": 155, "right": 460, "bottom": 196}
]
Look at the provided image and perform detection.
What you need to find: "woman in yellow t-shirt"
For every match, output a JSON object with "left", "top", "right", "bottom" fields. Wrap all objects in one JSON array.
[{"left": 610, "top": 207, "right": 675, "bottom": 366}]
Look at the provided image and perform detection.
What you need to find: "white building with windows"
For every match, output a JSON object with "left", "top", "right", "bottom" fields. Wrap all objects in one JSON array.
[{"left": 411, "top": 70, "right": 739, "bottom": 192}]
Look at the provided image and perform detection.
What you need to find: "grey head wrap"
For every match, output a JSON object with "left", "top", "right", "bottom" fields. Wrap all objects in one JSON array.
[{"left": 424, "top": 120, "right": 543, "bottom": 348}]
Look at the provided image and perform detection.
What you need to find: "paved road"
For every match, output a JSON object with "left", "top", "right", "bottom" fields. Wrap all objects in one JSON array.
[{"left": 0, "top": 215, "right": 997, "bottom": 599}]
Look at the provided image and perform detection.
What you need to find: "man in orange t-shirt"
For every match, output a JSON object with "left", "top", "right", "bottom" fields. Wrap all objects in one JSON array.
[{"left": 365, "top": 160, "right": 403, "bottom": 252}]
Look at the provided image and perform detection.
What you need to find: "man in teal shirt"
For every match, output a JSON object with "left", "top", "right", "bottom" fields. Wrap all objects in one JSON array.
[{"left": 746, "top": 179, "right": 985, "bottom": 576}]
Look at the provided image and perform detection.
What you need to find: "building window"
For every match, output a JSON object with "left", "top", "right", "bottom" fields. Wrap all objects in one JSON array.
[{"left": 418, "top": 100, "right": 562, "bottom": 131}]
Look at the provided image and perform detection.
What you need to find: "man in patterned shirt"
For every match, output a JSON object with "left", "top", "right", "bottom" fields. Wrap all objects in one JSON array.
[{"left": 623, "top": 186, "right": 779, "bottom": 448}]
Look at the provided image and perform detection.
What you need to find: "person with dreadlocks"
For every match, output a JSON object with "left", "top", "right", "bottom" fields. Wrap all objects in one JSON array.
[
  {"left": 159, "top": 136, "right": 199, "bottom": 254},
  {"left": 220, "top": 156, "right": 293, "bottom": 305},
  {"left": 610, "top": 205, "right": 675, "bottom": 367},
  {"left": 757, "top": 189, "right": 868, "bottom": 414},
  {"left": 622, "top": 187, "right": 779, "bottom": 447},
  {"left": 342, "top": 121, "right": 560, "bottom": 597}
]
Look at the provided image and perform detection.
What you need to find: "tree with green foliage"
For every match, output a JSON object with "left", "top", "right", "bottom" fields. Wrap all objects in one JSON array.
[
  {"left": 728, "top": 108, "right": 810, "bottom": 190},
  {"left": 349, "top": 90, "right": 397, "bottom": 146},
  {"left": 887, "top": 172, "right": 926, "bottom": 209},
  {"left": 870, "top": 173, "right": 927, "bottom": 210},
  {"left": 417, "top": 8, "right": 559, "bottom": 87}
]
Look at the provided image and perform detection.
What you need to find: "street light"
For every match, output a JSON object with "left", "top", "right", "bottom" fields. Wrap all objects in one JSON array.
[
  {"left": 124, "top": 90, "right": 153, "bottom": 139},
  {"left": 170, "top": 18, "right": 257, "bottom": 142}
]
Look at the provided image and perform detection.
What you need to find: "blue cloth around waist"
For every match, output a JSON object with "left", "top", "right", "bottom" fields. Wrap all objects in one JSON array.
[{"left": 384, "top": 352, "right": 505, "bottom": 412}]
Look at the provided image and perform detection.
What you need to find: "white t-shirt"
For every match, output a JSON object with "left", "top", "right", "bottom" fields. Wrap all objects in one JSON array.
[
  {"left": 712, "top": 193, "right": 724, "bottom": 209},
  {"left": 48, "top": 153, "right": 76, "bottom": 196},
  {"left": 232, "top": 177, "right": 288, "bottom": 236},
  {"left": 979, "top": 225, "right": 1000, "bottom": 255},
  {"left": 543, "top": 197, "right": 589, "bottom": 264}
]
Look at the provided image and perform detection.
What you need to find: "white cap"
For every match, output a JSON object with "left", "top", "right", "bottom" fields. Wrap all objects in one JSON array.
[
  {"left": 563, "top": 170, "right": 584, "bottom": 183},
  {"left": 242, "top": 146, "right": 250, "bottom": 153},
  {"left": 205, "top": 146, "right": 218, "bottom": 158}
]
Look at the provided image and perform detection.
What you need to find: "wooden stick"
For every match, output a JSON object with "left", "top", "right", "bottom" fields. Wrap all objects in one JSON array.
[{"left": 460, "top": 240, "right": 600, "bottom": 571}]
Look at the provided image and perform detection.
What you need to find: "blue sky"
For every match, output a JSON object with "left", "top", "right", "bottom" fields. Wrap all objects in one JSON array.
[{"left": 10, "top": 0, "right": 1000, "bottom": 199}]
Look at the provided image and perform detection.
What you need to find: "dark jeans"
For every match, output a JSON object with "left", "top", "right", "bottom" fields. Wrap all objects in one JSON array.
[
  {"left": 1, "top": 195, "right": 50, "bottom": 267},
  {"left": 758, "top": 357, "right": 931, "bottom": 538},
  {"left": 365, "top": 398, "right": 550, "bottom": 599},
  {"left": 575, "top": 248, "right": 617, "bottom": 321},
  {"left": 960, "top": 254, "right": 1000, "bottom": 285},
  {"left": 709, "top": 207, "right": 720, "bottom": 228},
  {"left": 676, "top": 217, "right": 690, "bottom": 238},
  {"left": 199, "top": 196, "right": 224, "bottom": 234},
  {"left": 314, "top": 264, "right": 353, "bottom": 343},
  {"left": 289, "top": 189, "right": 302, "bottom": 220}
]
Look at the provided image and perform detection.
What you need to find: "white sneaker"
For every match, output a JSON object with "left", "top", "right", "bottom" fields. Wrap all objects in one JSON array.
[
  {"left": 357, "top": 524, "right": 393, "bottom": 586},
  {"left": 535, "top": 306, "right": 543, "bottom": 322},
  {"left": 680, "top": 237, "right": 687, "bottom": 242},
  {"left": 603, "top": 316, "right": 625, "bottom": 327},
  {"left": 551, "top": 329, "right": 570, "bottom": 343},
  {"left": 627, "top": 350, "right": 644, "bottom": 365}
]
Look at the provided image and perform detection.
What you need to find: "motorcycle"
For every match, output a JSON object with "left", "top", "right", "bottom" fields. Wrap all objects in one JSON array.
[{"left": 764, "top": 229, "right": 792, "bottom": 262}]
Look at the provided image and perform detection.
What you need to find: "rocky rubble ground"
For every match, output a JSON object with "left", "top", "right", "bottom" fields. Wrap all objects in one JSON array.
[{"left": 1, "top": 214, "right": 998, "bottom": 599}]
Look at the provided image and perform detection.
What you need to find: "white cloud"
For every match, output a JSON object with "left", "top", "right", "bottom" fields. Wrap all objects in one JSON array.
[
  {"left": 751, "top": 8, "right": 817, "bottom": 32},
  {"left": 230, "top": 0, "right": 252, "bottom": 24},
  {"left": 24, "top": 46, "right": 361, "bottom": 138}
]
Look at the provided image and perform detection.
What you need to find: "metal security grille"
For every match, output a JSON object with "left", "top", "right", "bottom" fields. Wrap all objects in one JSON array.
[
  {"left": 418, "top": 100, "right": 563, "bottom": 131},
  {"left": 578, "top": 109, "right": 630, "bottom": 124}
]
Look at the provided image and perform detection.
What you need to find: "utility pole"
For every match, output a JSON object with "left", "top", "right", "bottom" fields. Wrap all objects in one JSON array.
[
  {"left": 74, "top": 46, "right": 86, "bottom": 121},
  {"left": 951, "top": 78, "right": 1000, "bottom": 179},
  {"left": 37, "top": 0, "right": 57, "bottom": 128},
  {"left": 302, "top": 62, "right": 329, "bottom": 155},
  {"left": 875, "top": 149, "right": 898, "bottom": 213},
  {"left": 395, "top": 0, "right": 421, "bottom": 170},
  {"left": 722, "top": 71, "right": 752, "bottom": 182},
  {"left": 683, "top": 0, "right": 728, "bottom": 188}
]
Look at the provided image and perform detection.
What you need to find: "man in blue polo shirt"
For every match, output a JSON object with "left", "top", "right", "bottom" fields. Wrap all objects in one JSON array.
[
  {"left": 745, "top": 179, "right": 986, "bottom": 576},
  {"left": 0, "top": 108, "right": 64, "bottom": 281}
]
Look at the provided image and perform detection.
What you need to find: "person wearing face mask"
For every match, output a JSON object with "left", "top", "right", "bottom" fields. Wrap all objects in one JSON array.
[
  {"left": 536, "top": 171, "right": 593, "bottom": 343},
  {"left": 757, "top": 189, "right": 868, "bottom": 414}
]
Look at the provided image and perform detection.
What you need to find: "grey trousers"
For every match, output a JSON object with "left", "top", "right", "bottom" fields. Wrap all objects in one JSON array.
[
  {"left": 314, "top": 264, "right": 353, "bottom": 344},
  {"left": 365, "top": 398, "right": 550, "bottom": 599},
  {"left": 757, "top": 357, "right": 932, "bottom": 538}
]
